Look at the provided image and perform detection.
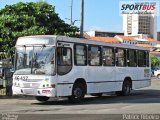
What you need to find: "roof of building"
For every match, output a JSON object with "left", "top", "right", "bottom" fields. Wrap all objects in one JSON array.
[
  {"left": 150, "top": 51, "right": 160, "bottom": 55},
  {"left": 90, "top": 37, "right": 120, "bottom": 43},
  {"left": 83, "top": 32, "right": 91, "bottom": 39},
  {"left": 136, "top": 44, "right": 152, "bottom": 48},
  {"left": 86, "top": 30, "right": 124, "bottom": 34},
  {"left": 145, "top": 38, "right": 158, "bottom": 42},
  {"left": 116, "top": 35, "right": 136, "bottom": 41}
]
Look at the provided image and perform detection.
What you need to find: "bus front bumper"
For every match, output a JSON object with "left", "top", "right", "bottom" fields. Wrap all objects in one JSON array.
[{"left": 12, "top": 86, "right": 56, "bottom": 97}]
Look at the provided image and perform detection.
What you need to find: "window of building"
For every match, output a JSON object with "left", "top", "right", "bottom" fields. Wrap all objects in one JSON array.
[
  {"left": 103, "top": 47, "right": 115, "bottom": 66},
  {"left": 116, "top": 48, "right": 126, "bottom": 67},
  {"left": 74, "top": 44, "right": 87, "bottom": 66},
  {"left": 88, "top": 46, "right": 101, "bottom": 66},
  {"left": 127, "top": 49, "right": 137, "bottom": 67}
]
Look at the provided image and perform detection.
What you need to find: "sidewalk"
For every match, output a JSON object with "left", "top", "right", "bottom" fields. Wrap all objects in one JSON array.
[{"left": 0, "top": 95, "right": 35, "bottom": 99}]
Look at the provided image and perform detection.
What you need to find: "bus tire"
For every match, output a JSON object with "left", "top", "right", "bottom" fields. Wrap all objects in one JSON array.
[
  {"left": 115, "top": 91, "right": 122, "bottom": 96},
  {"left": 91, "top": 93, "right": 103, "bottom": 97},
  {"left": 122, "top": 80, "right": 132, "bottom": 96},
  {"left": 68, "top": 83, "right": 85, "bottom": 103},
  {"left": 35, "top": 96, "right": 49, "bottom": 102},
  {"left": 116, "top": 80, "right": 132, "bottom": 96}
]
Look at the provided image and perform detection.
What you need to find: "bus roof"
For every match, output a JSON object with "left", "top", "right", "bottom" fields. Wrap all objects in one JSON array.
[
  {"left": 16, "top": 35, "right": 149, "bottom": 51},
  {"left": 57, "top": 36, "right": 149, "bottom": 51}
]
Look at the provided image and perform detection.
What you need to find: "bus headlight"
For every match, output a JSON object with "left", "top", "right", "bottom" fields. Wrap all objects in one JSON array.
[
  {"left": 42, "top": 84, "right": 51, "bottom": 88},
  {"left": 43, "top": 84, "right": 45, "bottom": 88},
  {"left": 42, "top": 84, "right": 55, "bottom": 88}
]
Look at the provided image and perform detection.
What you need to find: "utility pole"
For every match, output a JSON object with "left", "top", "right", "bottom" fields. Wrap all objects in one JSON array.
[
  {"left": 66, "top": 0, "right": 79, "bottom": 25},
  {"left": 80, "top": 0, "right": 84, "bottom": 38},
  {"left": 70, "top": 0, "right": 73, "bottom": 25}
]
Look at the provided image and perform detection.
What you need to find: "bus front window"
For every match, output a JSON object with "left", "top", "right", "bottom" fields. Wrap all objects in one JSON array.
[{"left": 15, "top": 46, "right": 55, "bottom": 75}]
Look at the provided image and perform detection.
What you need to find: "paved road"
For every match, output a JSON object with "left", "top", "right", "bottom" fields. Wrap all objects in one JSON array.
[{"left": 0, "top": 79, "right": 160, "bottom": 120}]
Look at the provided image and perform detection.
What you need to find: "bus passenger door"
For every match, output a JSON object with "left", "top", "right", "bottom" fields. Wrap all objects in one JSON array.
[{"left": 56, "top": 42, "right": 73, "bottom": 96}]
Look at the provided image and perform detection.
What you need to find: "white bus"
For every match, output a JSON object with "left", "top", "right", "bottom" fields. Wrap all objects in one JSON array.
[{"left": 12, "top": 35, "right": 151, "bottom": 102}]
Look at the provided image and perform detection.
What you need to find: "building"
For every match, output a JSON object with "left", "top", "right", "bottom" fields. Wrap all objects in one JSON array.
[
  {"left": 85, "top": 31, "right": 124, "bottom": 38},
  {"left": 89, "top": 35, "right": 160, "bottom": 52},
  {"left": 90, "top": 37, "right": 120, "bottom": 43},
  {"left": 115, "top": 35, "right": 137, "bottom": 45},
  {"left": 123, "top": 14, "right": 157, "bottom": 40}
]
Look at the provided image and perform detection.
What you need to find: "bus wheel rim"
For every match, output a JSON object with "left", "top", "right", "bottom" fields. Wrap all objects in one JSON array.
[{"left": 74, "top": 88, "right": 82, "bottom": 98}]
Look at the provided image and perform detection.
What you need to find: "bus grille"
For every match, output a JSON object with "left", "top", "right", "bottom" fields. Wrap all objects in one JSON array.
[{"left": 23, "top": 83, "right": 41, "bottom": 88}]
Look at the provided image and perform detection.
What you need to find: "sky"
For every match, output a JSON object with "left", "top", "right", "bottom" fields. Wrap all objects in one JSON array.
[{"left": 0, "top": 0, "right": 159, "bottom": 32}]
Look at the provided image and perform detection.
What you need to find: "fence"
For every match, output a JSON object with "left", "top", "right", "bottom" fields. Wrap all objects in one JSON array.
[
  {"left": 0, "top": 79, "right": 12, "bottom": 97},
  {"left": 0, "top": 88, "right": 6, "bottom": 96}
]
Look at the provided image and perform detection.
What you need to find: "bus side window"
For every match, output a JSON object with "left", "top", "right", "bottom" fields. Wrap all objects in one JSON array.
[
  {"left": 116, "top": 48, "right": 126, "bottom": 67},
  {"left": 103, "top": 47, "right": 115, "bottom": 66},
  {"left": 146, "top": 51, "right": 149, "bottom": 67},
  {"left": 88, "top": 46, "right": 101, "bottom": 66},
  {"left": 127, "top": 49, "right": 137, "bottom": 67},
  {"left": 74, "top": 44, "right": 87, "bottom": 66},
  {"left": 138, "top": 50, "right": 146, "bottom": 67}
]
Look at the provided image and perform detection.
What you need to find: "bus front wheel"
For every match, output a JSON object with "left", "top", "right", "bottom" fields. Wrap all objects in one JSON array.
[
  {"left": 35, "top": 96, "right": 49, "bottom": 102},
  {"left": 68, "top": 83, "right": 85, "bottom": 103}
]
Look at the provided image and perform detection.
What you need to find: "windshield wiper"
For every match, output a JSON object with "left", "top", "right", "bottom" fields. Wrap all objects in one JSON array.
[{"left": 31, "top": 45, "right": 46, "bottom": 74}]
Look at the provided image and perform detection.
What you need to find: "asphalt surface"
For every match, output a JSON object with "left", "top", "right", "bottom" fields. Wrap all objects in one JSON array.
[{"left": 0, "top": 78, "right": 160, "bottom": 120}]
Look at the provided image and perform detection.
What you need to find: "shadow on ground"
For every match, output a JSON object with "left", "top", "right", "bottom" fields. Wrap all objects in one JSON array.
[{"left": 32, "top": 89, "right": 160, "bottom": 106}]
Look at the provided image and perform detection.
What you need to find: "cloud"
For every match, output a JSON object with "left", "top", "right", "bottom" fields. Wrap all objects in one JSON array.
[
  {"left": 85, "top": 25, "right": 123, "bottom": 32},
  {"left": 85, "top": 25, "right": 107, "bottom": 32}
]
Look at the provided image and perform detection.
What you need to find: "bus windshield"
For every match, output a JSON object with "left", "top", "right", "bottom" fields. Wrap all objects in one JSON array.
[{"left": 15, "top": 46, "right": 55, "bottom": 75}]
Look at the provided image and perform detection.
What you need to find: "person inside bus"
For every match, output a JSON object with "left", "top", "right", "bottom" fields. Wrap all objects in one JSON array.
[{"left": 106, "top": 56, "right": 113, "bottom": 66}]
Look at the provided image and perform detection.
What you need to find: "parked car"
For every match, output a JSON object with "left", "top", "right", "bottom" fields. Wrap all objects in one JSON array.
[{"left": 152, "top": 68, "right": 160, "bottom": 79}]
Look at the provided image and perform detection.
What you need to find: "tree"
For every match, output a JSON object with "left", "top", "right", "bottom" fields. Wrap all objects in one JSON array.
[
  {"left": 0, "top": 2, "right": 79, "bottom": 51},
  {"left": 151, "top": 55, "right": 160, "bottom": 67}
]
